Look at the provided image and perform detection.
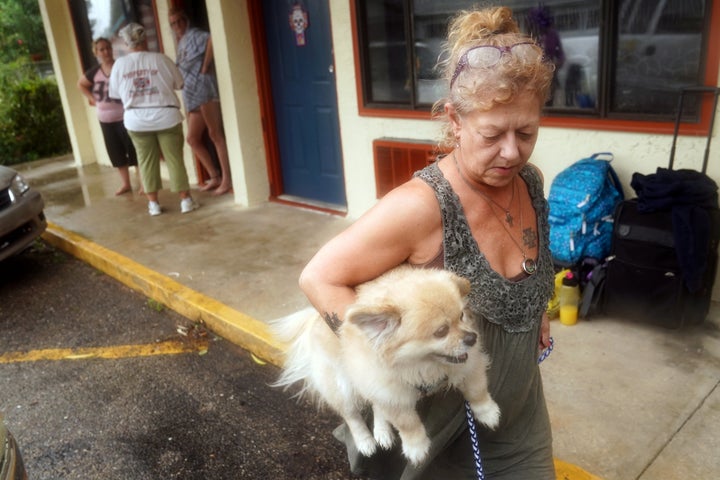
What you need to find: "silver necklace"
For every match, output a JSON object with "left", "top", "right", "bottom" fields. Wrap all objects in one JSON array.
[
  {"left": 453, "top": 155, "right": 536, "bottom": 275},
  {"left": 453, "top": 155, "right": 515, "bottom": 226},
  {"left": 498, "top": 193, "right": 537, "bottom": 275}
]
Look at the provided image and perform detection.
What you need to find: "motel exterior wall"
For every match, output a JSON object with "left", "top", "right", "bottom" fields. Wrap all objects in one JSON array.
[{"left": 40, "top": 0, "right": 720, "bottom": 297}]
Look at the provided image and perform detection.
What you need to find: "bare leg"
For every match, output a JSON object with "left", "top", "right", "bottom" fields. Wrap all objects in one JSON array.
[
  {"left": 115, "top": 166, "right": 132, "bottom": 195},
  {"left": 186, "top": 110, "right": 220, "bottom": 190},
  {"left": 200, "top": 100, "right": 232, "bottom": 195}
]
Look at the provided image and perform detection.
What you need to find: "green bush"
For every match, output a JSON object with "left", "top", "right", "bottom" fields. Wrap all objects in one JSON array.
[{"left": 0, "top": 61, "right": 71, "bottom": 165}]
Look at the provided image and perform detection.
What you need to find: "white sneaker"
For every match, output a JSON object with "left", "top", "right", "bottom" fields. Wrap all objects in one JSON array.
[
  {"left": 148, "top": 201, "right": 162, "bottom": 216},
  {"left": 180, "top": 197, "right": 199, "bottom": 214}
]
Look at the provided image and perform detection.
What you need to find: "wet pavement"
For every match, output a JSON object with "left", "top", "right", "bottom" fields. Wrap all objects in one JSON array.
[
  {"left": 15, "top": 155, "right": 720, "bottom": 480},
  {"left": 0, "top": 244, "right": 356, "bottom": 480}
]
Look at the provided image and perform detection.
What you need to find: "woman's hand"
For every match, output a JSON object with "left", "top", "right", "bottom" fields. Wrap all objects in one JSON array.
[{"left": 538, "top": 312, "right": 551, "bottom": 352}]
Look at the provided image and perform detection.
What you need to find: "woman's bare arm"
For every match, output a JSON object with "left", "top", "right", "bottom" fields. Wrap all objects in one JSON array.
[
  {"left": 299, "top": 179, "right": 440, "bottom": 328},
  {"left": 77, "top": 75, "right": 96, "bottom": 106},
  {"left": 201, "top": 36, "right": 214, "bottom": 74}
]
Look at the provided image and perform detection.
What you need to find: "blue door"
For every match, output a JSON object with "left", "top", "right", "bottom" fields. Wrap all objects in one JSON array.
[{"left": 262, "top": 0, "right": 346, "bottom": 206}]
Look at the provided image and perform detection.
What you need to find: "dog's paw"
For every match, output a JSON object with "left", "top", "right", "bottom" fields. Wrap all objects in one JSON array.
[
  {"left": 402, "top": 436, "right": 431, "bottom": 466},
  {"left": 472, "top": 399, "right": 501, "bottom": 430},
  {"left": 355, "top": 434, "right": 378, "bottom": 458},
  {"left": 374, "top": 424, "right": 395, "bottom": 450}
]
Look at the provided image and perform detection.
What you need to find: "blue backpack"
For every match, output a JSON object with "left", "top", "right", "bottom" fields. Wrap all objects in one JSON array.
[{"left": 548, "top": 152, "right": 624, "bottom": 266}]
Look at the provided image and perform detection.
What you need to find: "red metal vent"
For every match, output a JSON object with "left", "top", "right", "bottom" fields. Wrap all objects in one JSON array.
[{"left": 373, "top": 138, "right": 440, "bottom": 198}]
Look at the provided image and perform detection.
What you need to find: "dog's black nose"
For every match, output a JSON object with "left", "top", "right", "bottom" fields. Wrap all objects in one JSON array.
[{"left": 463, "top": 331, "right": 477, "bottom": 346}]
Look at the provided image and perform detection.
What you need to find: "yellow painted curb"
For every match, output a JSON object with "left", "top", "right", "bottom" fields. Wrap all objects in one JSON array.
[
  {"left": 555, "top": 458, "right": 604, "bottom": 480},
  {"left": 42, "top": 223, "right": 286, "bottom": 367}
]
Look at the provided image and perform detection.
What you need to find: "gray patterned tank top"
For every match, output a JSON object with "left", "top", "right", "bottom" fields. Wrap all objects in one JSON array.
[{"left": 414, "top": 162, "right": 554, "bottom": 332}]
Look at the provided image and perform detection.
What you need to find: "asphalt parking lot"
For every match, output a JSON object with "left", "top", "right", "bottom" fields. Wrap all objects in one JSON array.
[{"left": 0, "top": 241, "right": 360, "bottom": 480}]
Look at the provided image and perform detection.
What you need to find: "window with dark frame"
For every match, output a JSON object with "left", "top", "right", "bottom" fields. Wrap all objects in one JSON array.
[{"left": 355, "top": 0, "right": 712, "bottom": 121}]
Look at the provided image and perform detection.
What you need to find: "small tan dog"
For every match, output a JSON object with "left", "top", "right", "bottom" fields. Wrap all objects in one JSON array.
[{"left": 273, "top": 266, "right": 500, "bottom": 465}]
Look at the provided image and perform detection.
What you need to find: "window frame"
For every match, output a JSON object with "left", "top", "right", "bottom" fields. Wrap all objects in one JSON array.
[{"left": 350, "top": 0, "right": 720, "bottom": 135}]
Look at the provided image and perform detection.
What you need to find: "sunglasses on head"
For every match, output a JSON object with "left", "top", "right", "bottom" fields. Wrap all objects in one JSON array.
[{"left": 450, "top": 42, "right": 542, "bottom": 88}]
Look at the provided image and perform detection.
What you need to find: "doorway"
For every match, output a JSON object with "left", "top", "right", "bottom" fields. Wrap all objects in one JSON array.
[{"left": 258, "top": 0, "right": 347, "bottom": 209}]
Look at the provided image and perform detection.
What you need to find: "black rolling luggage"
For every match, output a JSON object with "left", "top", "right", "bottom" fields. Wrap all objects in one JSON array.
[{"left": 601, "top": 87, "right": 720, "bottom": 327}]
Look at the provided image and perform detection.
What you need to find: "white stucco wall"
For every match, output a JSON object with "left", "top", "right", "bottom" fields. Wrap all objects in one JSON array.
[{"left": 206, "top": 0, "right": 269, "bottom": 207}]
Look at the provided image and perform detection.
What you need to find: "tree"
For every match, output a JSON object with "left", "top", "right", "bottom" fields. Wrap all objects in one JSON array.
[
  {"left": 0, "top": 0, "right": 50, "bottom": 63},
  {"left": 0, "top": 0, "right": 70, "bottom": 164}
]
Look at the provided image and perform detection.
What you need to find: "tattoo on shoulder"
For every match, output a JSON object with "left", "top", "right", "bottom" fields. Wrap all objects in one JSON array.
[{"left": 323, "top": 312, "right": 342, "bottom": 335}]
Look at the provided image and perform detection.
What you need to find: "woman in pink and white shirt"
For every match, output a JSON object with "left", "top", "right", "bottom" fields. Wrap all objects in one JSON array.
[{"left": 77, "top": 37, "right": 140, "bottom": 195}]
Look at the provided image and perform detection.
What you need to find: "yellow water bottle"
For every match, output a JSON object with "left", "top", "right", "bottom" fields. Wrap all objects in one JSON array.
[{"left": 559, "top": 271, "right": 580, "bottom": 326}]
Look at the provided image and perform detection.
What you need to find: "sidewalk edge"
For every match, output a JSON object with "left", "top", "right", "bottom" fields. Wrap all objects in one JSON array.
[{"left": 42, "top": 222, "right": 285, "bottom": 366}]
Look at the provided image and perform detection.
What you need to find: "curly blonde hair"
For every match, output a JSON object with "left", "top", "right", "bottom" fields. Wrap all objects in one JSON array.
[{"left": 433, "top": 6, "right": 554, "bottom": 150}]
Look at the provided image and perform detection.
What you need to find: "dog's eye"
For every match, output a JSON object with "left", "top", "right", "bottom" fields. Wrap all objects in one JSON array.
[{"left": 434, "top": 325, "right": 449, "bottom": 338}]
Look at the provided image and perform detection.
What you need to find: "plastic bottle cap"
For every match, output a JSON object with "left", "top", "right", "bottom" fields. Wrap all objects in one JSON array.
[{"left": 562, "top": 271, "right": 579, "bottom": 287}]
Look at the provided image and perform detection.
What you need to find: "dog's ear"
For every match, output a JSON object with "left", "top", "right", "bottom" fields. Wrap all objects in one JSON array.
[
  {"left": 451, "top": 274, "right": 471, "bottom": 298},
  {"left": 345, "top": 303, "right": 401, "bottom": 342}
]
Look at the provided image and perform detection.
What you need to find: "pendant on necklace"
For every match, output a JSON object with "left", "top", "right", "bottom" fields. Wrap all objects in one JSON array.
[
  {"left": 505, "top": 211, "right": 513, "bottom": 226},
  {"left": 522, "top": 257, "right": 537, "bottom": 275}
]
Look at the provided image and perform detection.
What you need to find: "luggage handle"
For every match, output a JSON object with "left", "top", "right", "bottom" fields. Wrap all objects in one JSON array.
[
  {"left": 669, "top": 86, "right": 720, "bottom": 173},
  {"left": 590, "top": 152, "right": 614, "bottom": 162},
  {"left": 588, "top": 152, "right": 625, "bottom": 200}
]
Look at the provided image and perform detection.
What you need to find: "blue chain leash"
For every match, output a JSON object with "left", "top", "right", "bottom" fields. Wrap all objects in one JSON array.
[
  {"left": 537, "top": 336, "right": 555, "bottom": 364},
  {"left": 465, "top": 337, "right": 554, "bottom": 480}
]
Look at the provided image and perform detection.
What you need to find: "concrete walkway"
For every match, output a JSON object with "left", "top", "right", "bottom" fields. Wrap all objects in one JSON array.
[{"left": 18, "top": 156, "right": 720, "bottom": 480}]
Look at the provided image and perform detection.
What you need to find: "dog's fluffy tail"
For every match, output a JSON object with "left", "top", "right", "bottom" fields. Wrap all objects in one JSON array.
[
  {"left": 269, "top": 307, "right": 323, "bottom": 401},
  {"left": 269, "top": 307, "right": 317, "bottom": 344}
]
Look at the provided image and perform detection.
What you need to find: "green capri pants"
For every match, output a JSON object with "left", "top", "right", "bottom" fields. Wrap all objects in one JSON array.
[{"left": 128, "top": 123, "right": 190, "bottom": 194}]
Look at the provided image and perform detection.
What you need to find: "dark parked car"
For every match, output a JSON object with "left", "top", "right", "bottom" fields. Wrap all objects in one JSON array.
[
  {"left": 0, "top": 165, "right": 47, "bottom": 262},
  {"left": 0, "top": 417, "right": 27, "bottom": 480}
]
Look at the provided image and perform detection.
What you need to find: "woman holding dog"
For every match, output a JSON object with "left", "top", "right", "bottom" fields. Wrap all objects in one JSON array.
[{"left": 299, "top": 5, "right": 555, "bottom": 480}]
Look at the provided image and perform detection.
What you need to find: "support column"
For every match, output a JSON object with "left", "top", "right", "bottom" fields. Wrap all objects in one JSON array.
[{"left": 38, "top": 0, "right": 95, "bottom": 166}]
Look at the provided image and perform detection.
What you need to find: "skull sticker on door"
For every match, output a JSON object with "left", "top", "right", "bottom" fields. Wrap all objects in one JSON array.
[{"left": 289, "top": 3, "right": 309, "bottom": 46}]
